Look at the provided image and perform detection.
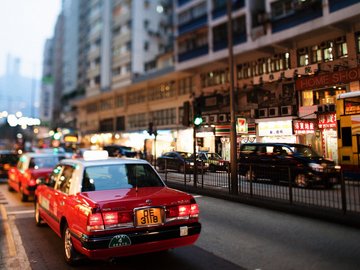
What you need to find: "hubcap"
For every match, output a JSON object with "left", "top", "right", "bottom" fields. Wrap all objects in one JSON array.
[{"left": 64, "top": 228, "right": 72, "bottom": 259}]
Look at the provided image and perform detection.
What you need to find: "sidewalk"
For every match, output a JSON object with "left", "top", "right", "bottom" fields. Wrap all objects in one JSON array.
[{"left": 0, "top": 199, "right": 31, "bottom": 269}]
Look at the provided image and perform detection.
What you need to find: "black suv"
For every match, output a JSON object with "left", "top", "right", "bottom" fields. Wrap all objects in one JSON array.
[
  {"left": 0, "top": 150, "right": 19, "bottom": 181},
  {"left": 238, "top": 143, "right": 340, "bottom": 188}
]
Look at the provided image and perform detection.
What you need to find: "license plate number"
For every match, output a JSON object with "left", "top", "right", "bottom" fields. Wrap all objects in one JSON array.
[{"left": 136, "top": 208, "right": 163, "bottom": 226}]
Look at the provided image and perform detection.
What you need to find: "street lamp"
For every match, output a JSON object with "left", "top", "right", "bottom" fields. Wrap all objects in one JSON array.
[{"left": 227, "top": 0, "right": 238, "bottom": 195}]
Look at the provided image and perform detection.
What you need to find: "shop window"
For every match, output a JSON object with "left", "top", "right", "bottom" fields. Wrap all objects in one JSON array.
[
  {"left": 356, "top": 32, "right": 360, "bottom": 53},
  {"left": 301, "top": 90, "right": 313, "bottom": 106},
  {"left": 341, "top": 127, "right": 352, "bottom": 147}
]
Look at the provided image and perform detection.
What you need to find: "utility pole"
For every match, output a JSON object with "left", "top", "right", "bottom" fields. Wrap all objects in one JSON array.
[{"left": 227, "top": 0, "right": 238, "bottom": 195}]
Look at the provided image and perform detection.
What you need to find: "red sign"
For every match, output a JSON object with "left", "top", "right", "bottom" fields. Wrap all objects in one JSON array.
[
  {"left": 293, "top": 120, "right": 315, "bottom": 135},
  {"left": 318, "top": 113, "right": 336, "bottom": 129},
  {"left": 296, "top": 67, "right": 360, "bottom": 91}
]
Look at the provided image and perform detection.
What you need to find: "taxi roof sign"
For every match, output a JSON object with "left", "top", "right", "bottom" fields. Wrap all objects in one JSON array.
[{"left": 83, "top": 150, "right": 109, "bottom": 161}]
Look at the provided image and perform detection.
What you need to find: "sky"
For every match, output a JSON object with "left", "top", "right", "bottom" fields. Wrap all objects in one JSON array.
[{"left": 0, "top": 0, "right": 61, "bottom": 78}]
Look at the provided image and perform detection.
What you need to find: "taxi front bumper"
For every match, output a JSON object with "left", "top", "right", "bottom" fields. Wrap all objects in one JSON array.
[{"left": 73, "top": 222, "right": 201, "bottom": 260}]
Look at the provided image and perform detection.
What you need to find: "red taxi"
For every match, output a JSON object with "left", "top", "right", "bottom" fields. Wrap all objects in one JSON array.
[
  {"left": 7, "top": 152, "right": 65, "bottom": 201},
  {"left": 34, "top": 151, "right": 201, "bottom": 265}
]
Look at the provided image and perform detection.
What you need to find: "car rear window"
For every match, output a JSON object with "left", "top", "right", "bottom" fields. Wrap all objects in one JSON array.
[
  {"left": 29, "top": 156, "right": 64, "bottom": 169},
  {"left": 82, "top": 164, "right": 164, "bottom": 192}
]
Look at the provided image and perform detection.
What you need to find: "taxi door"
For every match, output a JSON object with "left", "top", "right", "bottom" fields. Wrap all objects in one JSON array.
[
  {"left": 37, "top": 165, "right": 62, "bottom": 232},
  {"left": 51, "top": 165, "right": 75, "bottom": 236}
]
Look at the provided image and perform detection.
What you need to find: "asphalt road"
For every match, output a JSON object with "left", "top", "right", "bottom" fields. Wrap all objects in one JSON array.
[{"left": 1, "top": 182, "right": 360, "bottom": 270}]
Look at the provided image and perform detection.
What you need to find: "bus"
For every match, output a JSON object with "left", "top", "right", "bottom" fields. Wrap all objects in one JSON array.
[{"left": 336, "top": 91, "right": 360, "bottom": 173}]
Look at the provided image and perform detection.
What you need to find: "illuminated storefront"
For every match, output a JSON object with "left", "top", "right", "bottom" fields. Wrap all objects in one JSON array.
[{"left": 256, "top": 117, "right": 296, "bottom": 143}]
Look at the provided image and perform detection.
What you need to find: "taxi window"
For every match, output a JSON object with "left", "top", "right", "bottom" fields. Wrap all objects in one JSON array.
[
  {"left": 82, "top": 164, "right": 164, "bottom": 192},
  {"left": 55, "top": 165, "right": 74, "bottom": 194}
]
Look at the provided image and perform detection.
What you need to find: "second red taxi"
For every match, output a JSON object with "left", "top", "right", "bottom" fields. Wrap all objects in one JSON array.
[
  {"left": 8, "top": 152, "right": 65, "bottom": 201},
  {"left": 34, "top": 151, "right": 201, "bottom": 265}
]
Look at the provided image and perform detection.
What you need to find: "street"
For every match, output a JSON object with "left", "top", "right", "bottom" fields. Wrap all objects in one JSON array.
[{"left": 1, "top": 182, "right": 360, "bottom": 270}]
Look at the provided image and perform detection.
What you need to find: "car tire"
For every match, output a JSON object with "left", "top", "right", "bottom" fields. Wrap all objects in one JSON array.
[
  {"left": 8, "top": 185, "right": 14, "bottom": 192},
  {"left": 20, "top": 186, "right": 28, "bottom": 202},
  {"left": 35, "top": 201, "right": 44, "bottom": 226},
  {"left": 294, "top": 173, "right": 308, "bottom": 188},
  {"left": 63, "top": 224, "right": 82, "bottom": 265}
]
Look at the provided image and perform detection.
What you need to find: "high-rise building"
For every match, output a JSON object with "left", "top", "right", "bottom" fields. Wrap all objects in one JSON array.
[{"left": 48, "top": 0, "right": 360, "bottom": 167}]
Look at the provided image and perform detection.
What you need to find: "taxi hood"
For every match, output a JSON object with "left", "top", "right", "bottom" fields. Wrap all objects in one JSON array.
[{"left": 79, "top": 187, "right": 194, "bottom": 209}]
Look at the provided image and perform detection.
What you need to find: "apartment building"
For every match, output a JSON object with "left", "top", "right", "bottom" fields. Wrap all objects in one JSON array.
[{"left": 72, "top": 0, "right": 360, "bottom": 164}]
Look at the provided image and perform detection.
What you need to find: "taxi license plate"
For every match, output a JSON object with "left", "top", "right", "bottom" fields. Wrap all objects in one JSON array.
[{"left": 135, "top": 208, "right": 163, "bottom": 227}]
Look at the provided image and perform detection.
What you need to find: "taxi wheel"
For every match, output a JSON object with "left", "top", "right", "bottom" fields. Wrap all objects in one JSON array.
[
  {"left": 63, "top": 224, "right": 81, "bottom": 265},
  {"left": 34, "top": 202, "right": 44, "bottom": 226},
  {"left": 294, "top": 174, "right": 308, "bottom": 188},
  {"left": 20, "top": 186, "right": 28, "bottom": 202}
]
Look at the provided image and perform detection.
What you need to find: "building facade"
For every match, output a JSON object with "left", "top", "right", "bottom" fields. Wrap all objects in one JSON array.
[{"left": 53, "top": 0, "right": 360, "bottom": 166}]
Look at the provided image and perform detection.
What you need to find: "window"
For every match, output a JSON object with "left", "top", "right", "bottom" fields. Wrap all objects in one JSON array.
[
  {"left": 356, "top": 32, "right": 360, "bottom": 53},
  {"left": 56, "top": 165, "right": 74, "bottom": 194}
]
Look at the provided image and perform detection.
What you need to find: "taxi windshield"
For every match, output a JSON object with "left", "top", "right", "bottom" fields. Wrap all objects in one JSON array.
[{"left": 82, "top": 163, "right": 164, "bottom": 192}]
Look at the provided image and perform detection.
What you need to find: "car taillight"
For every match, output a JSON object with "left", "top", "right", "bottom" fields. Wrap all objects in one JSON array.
[
  {"left": 87, "top": 211, "right": 133, "bottom": 231},
  {"left": 87, "top": 213, "right": 104, "bottom": 231},
  {"left": 25, "top": 170, "right": 36, "bottom": 186},
  {"left": 167, "top": 203, "right": 199, "bottom": 221}
]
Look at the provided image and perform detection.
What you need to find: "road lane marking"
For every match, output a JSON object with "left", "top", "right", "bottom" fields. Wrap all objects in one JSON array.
[
  {"left": 0, "top": 204, "right": 17, "bottom": 257},
  {"left": 7, "top": 210, "right": 35, "bottom": 215}
]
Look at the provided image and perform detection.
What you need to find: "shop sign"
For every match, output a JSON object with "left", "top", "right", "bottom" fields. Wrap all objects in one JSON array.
[
  {"left": 258, "top": 120, "right": 293, "bottom": 136},
  {"left": 236, "top": 118, "right": 248, "bottom": 134},
  {"left": 296, "top": 67, "right": 360, "bottom": 91},
  {"left": 254, "top": 64, "right": 318, "bottom": 85},
  {"left": 318, "top": 113, "right": 336, "bottom": 129},
  {"left": 215, "top": 125, "right": 230, "bottom": 136},
  {"left": 345, "top": 101, "right": 360, "bottom": 115},
  {"left": 293, "top": 120, "right": 315, "bottom": 135}
]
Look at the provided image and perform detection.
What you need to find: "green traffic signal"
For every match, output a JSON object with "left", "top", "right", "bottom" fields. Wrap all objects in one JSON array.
[{"left": 194, "top": 116, "right": 203, "bottom": 126}]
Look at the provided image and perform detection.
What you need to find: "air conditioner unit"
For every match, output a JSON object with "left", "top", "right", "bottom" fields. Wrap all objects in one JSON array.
[
  {"left": 209, "top": 114, "right": 218, "bottom": 123},
  {"left": 250, "top": 109, "right": 258, "bottom": 118},
  {"left": 258, "top": 108, "right": 268, "bottom": 118},
  {"left": 281, "top": 105, "right": 292, "bottom": 116},
  {"left": 202, "top": 115, "right": 209, "bottom": 124},
  {"left": 218, "top": 114, "right": 227, "bottom": 122},
  {"left": 327, "top": 104, "right": 336, "bottom": 112},
  {"left": 268, "top": 107, "right": 279, "bottom": 117},
  {"left": 335, "top": 36, "right": 346, "bottom": 44},
  {"left": 317, "top": 104, "right": 325, "bottom": 113}
]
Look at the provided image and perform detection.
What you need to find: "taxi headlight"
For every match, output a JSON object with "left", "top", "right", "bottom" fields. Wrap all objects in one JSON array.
[
  {"left": 309, "top": 163, "right": 324, "bottom": 172},
  {"left": 335, "top": 165, "right": 341, "bottom": 170}
]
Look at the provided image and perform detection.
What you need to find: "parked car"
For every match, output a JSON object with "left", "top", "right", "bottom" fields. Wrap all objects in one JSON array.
[
  {"left": 0, "top": 150, "right": 19, "bottom": 182},
  {"left": 7, "top": 152, "right": 66, "bottom": 201},
  {"left": 103, "top": 144, "right": 137, "bottom": 158},
  {"left": 157, "top": 151, "right": 206, "bottom": 173},
  {"left": 238, "top": 143, "right": 341, "bottom": 188},
  {"left": 34, "top": 150, "right": 201, "bottom": 265},
  {"left": 197, "top": 151, "right": 228, "bottom": 172}
]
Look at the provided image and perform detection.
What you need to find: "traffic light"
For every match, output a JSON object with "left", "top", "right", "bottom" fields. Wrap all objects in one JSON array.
[
  {"left": 193, "top": 96, "right": 203, "bottom": 127},
  {"left": 148, "top": 122, "right": 154, "bottom": 135},
  {"left": 182, "top": 101, "right": 190, "bottom": 126}
]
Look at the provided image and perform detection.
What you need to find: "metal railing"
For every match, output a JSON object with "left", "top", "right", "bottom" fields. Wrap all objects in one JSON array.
[{"left": 157, "top": 161, "right": 360, "bottom": 215}]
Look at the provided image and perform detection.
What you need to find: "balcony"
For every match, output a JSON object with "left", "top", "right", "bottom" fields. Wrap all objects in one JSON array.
[
  {"left": 271, "top": 1, "right": 323, "bottom": 33},
  {"left": 213, "top": 34, "right": 247, "bottom": 52},
  {"left": 328, "top": 0, "right": 360, "bottom": 12},
  {"left": 178, "top": 14, "right": 208, "bottom": 35},
  {"left": 178, "top": 45, "right": 209, "bottom": 62},
  {"left": 211, "top": 0, "right": 245, "bottom": 20}
]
